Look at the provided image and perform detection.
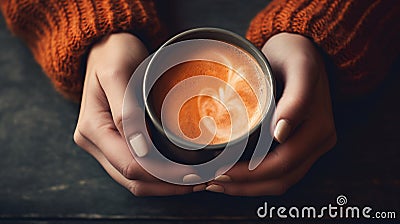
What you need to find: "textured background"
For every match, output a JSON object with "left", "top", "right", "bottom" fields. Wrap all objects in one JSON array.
[{"left": 0, "top": 0, "right": 399, "bottom": 223}]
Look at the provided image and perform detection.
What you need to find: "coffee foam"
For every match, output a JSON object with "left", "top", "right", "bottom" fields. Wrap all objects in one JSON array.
[
  {"left": 148, "top": 40, "right": 271, "bottom": 146},
  {"left": 196, "top": 62, "right": 262, "bottom": 144}
]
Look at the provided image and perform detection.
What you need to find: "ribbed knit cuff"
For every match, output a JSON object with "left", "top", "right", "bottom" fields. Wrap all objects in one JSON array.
[
  {"left": 246, "top": 0, "right": 400, "bottom": 96},
  {"left": 1, "top": 0, "right": 164, "bottom": 101}
]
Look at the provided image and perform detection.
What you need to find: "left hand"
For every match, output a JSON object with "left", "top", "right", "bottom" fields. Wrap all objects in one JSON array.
[
  {"left": 205, "top": 33, "right": 337, "bottom": 196},
  {"left": 73, "top": 33, "right": 194, "bottom": 196}
]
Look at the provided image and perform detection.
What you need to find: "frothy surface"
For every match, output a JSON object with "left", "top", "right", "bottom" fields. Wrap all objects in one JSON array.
[{"left": 150, "top": 60, "right": 267, "bottom": 145}]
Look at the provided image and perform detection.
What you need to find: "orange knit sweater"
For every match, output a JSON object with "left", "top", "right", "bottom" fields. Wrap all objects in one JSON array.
[
  {"left": 0, "top": 0, "right": 164, "bottom": 101},
  {"left": 246, "top": 0, "right": 400, "bottom": 97},
  {"left": 1, "top": 0, "right": 399, "bottom": 101}
]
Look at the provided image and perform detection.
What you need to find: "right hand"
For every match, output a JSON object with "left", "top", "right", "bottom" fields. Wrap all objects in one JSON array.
[
  {"left": 206, "top": 33, "right": 337, "bottom": 196},
  {"left": 73, "top": 33, "right": 196, "bottom": 196}
]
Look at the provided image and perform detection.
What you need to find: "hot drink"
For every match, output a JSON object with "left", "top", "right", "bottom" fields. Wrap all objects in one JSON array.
[
  {"left": 141, "top": 28, "right": 275, "bottom": 165},
  {"left": 149, "top": 59, "right": 268, "bottom": 145}
]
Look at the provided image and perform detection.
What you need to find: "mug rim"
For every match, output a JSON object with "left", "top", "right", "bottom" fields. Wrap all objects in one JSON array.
[{"left": 143, "top": 27, "right": 275, "bottom": 151}]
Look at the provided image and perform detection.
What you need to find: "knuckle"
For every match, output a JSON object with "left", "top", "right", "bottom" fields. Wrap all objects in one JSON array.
[
  {"left": 129, "top": 182, "right": 154, "bottom": 197},
  {"left": 275, "top": 181, "right": 290, "bottom": 195},
  {"left": 290, "top": 52, "right": 315, "bottom": 72},
  {"left": 326, "top": 133, "right": 337, "bottom": 151},
  {"left": 113, "top": 114, "right": 124, "bottom": 133},
  {"left": 323, "top": 124, "right": 337, "bottom": 151},
  {"left": 225, "top": 186, "right": 243, "bottom": 196},
  {"left": 77, "top": 118, "right": 95, "bottom": 138},
  {"left": 73, "top": 118, "right": 108, "bottom": 152},
  {"left": 122, "top": 160, "right": 140, "bottom": 180},
  {"left": 73, "top": 129, "right": 85, "bottom": 147},
  {"left": 292, "top": 52, "right": 309, "bottom": 65},
  {"left": 98, "top": 68, "right": 125, "bottom": 81},
  {"left": 173, "top": 187, "right": 186, "bottom": 196},
  {"left": 327, "top": 131, "right": 337, "bottom": 149},
  {"left": 279, "top": 161, "right": 290, "bottom": 175},
  {"left": 294, "top": 50, "right": 321, "bottom": 69},
  {"left": 79, "top": 117, "right": 114, "bottom": 140},
  {"left": 127, "top": 181, "right": 140, "bottom": 196},
  {"left": 73, "top": 128, "right": 97, "bottom": 155},
  {"left": 272, "top": 151, "right": 291, "bottom": 175}
]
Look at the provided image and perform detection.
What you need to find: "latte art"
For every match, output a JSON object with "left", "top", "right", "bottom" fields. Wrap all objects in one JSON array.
[{"left": 149, "top": 60, "right": 267, "bottom": 145}]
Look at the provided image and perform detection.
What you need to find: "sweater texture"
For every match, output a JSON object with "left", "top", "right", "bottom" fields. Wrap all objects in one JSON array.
[
  {"left": 1, "top": 0, "right": 399, "bottom": 100},
  {"left": 1, "top": 0, "right": 164, "bottom": 101},
  {"left": 246, "top": 0, "right": 400, "bottom": 96}
]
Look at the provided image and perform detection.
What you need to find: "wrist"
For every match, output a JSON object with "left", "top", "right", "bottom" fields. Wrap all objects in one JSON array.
[{"left": 87, "top": 32, "right": 148, "bottom": 78}]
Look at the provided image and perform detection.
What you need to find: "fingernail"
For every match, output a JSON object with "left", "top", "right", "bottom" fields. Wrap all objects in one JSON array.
[
  {"left": 183, "top": 174, "right": 201, "bottom": 184},
  {"left": 129, "top": 133, "right": 148, "bottom": 157},
  {"left": 274, "top": 119, "right": 291, "bottom": 143},
  {"left": 206, "top": 184, "right": 224, "bottom": 193},
  {"left": 214, "top": 175, "right": 232, "bottom": 182},
  {"left": 193, "top": 184, "right": 207, "bottom": 192}
]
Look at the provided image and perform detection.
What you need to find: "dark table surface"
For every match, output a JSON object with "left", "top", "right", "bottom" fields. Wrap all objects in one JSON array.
[{"left": 0, "top": 1, "right": 399, "bottom": 223}]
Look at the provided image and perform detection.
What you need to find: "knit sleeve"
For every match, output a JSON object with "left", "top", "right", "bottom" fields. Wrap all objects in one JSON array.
[
  {"left": 0, "top": 0, "right": 164, "bottom": 101},
  {"left": 246, "top": 0, "right": 400, "bottom": 97}
]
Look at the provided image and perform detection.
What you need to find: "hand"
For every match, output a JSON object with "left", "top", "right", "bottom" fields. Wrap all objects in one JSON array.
[
  {"left": 73, "top": 33, "right": 193, "bottom": 196},
  {"left": 206, "top": 33, "right": 337, "bottom": 195}
]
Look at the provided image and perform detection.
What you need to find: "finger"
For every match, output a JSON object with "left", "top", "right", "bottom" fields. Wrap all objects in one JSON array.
[
  {"left": 98, "top": 147, "right": 193, "bottom": 197},
  {"left": 75, "top": 128, "right": 199, "bottom": 187},
  {"left": 121, "top": 104, "right": 150, "bottom": 158},
  {"left": 128, "top": 181, "right": 194, "bottom": 197},
  {"left": 210, "top": 154, "right": 316, "bottom": 196},
  {"left": 96, "top": 35, "right": 148, "bottom": 135},
  {"left": 219, "top": 114, "right": 336, "bottom": 182},
  {"left": 76, "top": 133, "right": 193, "bottom": 196},
  {"left": 210, "top": 139, "right": 332, "bottom": 196},
  {"left": 74, "top": 127, "right": 160, "bottom": 182},
  {"left": 76, "top": 105, "right": 197, "bottom": 182},
  {"left": 263, "top": 50, "right": 319, "bottom": 143},
  {"left": 80, "top": 65, "right": 154, "bottom": 180},
  {"left": 208, "top": 179, "right": 287, "bottom": 196},
  {"left": 79, "top": 121, "right": 197, "bottom": 182},
  {"left": 272, "top": 69, "right": 318, "bottom": 143}
]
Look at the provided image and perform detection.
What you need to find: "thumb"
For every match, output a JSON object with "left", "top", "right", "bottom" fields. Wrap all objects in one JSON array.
[
  {"left": 272, "top": 62, "right": 318, "bottom": 143},
  {"left": 93, "top": 34, "right": 149, "bottom": 158},
  {"left": 98, "top": 67, "right": 150, "bottom": 158}
]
